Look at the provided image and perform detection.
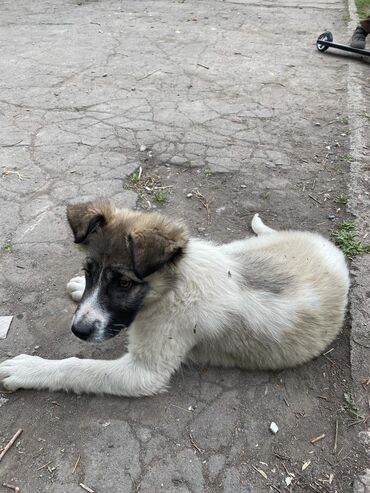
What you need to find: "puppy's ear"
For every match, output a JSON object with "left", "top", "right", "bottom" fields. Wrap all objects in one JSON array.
[
  {"left": 66, "top": 200, "right": 113, "bottom": 244},
  {"left": 127, "top": 219, "right": 188, "bottom": 279}
]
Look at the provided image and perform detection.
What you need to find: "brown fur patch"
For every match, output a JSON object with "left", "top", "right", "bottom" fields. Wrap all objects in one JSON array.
[{"left": 67, "top": 200, "right": 189, "bottom": 278}]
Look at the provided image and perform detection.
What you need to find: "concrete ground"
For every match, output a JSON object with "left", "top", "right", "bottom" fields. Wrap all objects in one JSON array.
[{"left": 0, "top": 0, "right": 369, "bottom": 492}]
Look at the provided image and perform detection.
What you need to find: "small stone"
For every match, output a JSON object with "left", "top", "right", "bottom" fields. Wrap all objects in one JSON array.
[
  {"left": 102, "top": 73, "right": 108, "bottom": 77},
  {"left": 240, "top": 184, "right": 247, "bottom": 188},
  {"left": 270, "top": 422, "right": 279, "bottom": 434},
  {"left": 314, "top": 122, "right": 321, "bottom": 126},
  {"left": 186, "top": 193, "right": 193, "bottom": 198},
  {"left": 327, "top": 214, "right": 335, "bottom": 220},
  {"left": 140, "top": 145, "right": 147, "bottom": 152}
]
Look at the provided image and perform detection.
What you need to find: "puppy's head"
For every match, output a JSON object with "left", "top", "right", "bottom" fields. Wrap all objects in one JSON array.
[{"left": 67, "top": 199, "right": 188, "bottom": 342}]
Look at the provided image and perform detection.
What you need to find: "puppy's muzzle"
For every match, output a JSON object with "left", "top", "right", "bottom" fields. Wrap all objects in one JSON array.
[{"left": 71, "top": 320, "right": 100, "bottom": 341}]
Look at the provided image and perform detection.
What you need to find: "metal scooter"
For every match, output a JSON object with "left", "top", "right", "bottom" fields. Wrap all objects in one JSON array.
[{"left": 316, "top": 31, "right": 370, "bottom": 57}]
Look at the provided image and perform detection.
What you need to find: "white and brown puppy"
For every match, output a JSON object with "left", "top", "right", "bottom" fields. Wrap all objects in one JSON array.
[{"left": 0, "top": 200, "right": 349, "bottom": 397}]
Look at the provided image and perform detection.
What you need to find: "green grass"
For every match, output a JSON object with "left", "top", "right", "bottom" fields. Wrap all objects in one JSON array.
[
  {"left": 338, "top": 116, "right": 349, "bottom": 125},
  {"left": 1, "top": 243, "right": 12, "bottom": 253},
  {"left": 355, "top": 0, "right": 370, "bottom": 18},
  {"left": 128, "top": 171, "right": 140, "bottom": 184},
  {"left": 335, "top": 194, "right": 348, "bottom": 205},
  {"left": 340, "top": 154, "right": 353, "bottom": 162},
  {"left": 332, "top": 221, "right": 370, "bottom": 257},
  {"left": 153, "top": 190, "right": 169, "bottom": 204},
  {"left": 343, "top": 392, "right": 363, "bottom": 420},
  {"left": 203, "top": 168, "right": 212, "bottom": 177},
  {"left": 260, "top": 191, "right": 270, "bottom": 200}
]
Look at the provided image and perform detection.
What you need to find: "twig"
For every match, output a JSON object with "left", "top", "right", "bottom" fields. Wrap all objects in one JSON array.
[
  {"left": 2, "top": 483, "right": 20, "bottom": 493},
  {"left": 192, "top": 189, "right": 211, "bottom": 224},
  {"left": 136, "top": 69, "right": 160, "bottom": 81},
  {"left": 36, "top": 460, "right": 52, "bottom": 471},
  {"left": 79, "top": 484, "right": 95, "bottom": 493},
  {"left": 197, "top": 63, "right": 209, "bottom": 69},
  {"left": 268, "top": 484, "right": 283, "bottom": 493},
  {"left": 252, "top": 465, "right": 268, "bottom": 480},
  {"left": 188, "top": 432, "right": 203, "bottom": 454},
  {"left": 308, "top": 194, "right": 322, "bottom": 205},
  {"left": 169, "top": 403, "right": 192, "bottom": 412},
  {"left": 72, "top": 454, "right": 81, "bottom": 474},
  {"left": 323, "top": 347, "right": 334, "bottom": 355},
  {"left": 1, "top": 169, "right": 28, "bottom": 180},
  {"left": 333, "top": 420, "right": 338, "bottom": 453},
  {"left": 0, "top": 429, "right": 23, "bottom": 463},
  {"left": 310, "top": 433, "right": 326, "bottom": 444}
]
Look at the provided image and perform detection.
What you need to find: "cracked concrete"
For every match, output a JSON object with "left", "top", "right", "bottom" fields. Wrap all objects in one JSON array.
[{"left": 0, "top": 0, "right": 369, "bottom": 492}]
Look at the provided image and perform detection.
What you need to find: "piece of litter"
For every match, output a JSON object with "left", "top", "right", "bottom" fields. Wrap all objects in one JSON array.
[
  {"left": 79, "top": 484, "right": 95, "bottom": 493},
  {"left": 285, "top": 476, "right": 292, "bottom": 486},
  {"left": 2, "top": 483, "right": 20, "bottom": 493},
  {"left": 0, "top": 316, "right": 13, "bottom": 339},
  {"left": 310, "top": 433, "right": 326, "bottom": 444},
  {"left": 252, "top": 465, "right": 268, "bottom": 480},
  {"left": 102, "top": 422, "right": 111, "bottom": 427},
  {"left": 188, "top": 405, "right": 195, "bottom": 411},
  {"left": 269, "top": 422, "right": 279, "bottom": 434},
  {"left": 186, "top": 193, "right": 193, "bottom": 198},
  {"left": 302, "top": 459, "right": 311, "bottom": 471},
  {"left": 140, "top": 145, "right": 147, "bottom": 151}
]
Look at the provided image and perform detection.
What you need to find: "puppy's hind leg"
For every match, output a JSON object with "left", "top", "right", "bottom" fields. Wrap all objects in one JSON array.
[
  {"left": 251, "top": 214, "right": 276, "bottom": 235},
  {"left": 66, "top": 276, "right": 86, "bottom": 302}
]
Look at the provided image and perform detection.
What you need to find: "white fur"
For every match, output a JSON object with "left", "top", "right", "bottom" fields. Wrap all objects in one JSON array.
[{"left": 0, "top": 215, "right": 349, "bottom": 397}]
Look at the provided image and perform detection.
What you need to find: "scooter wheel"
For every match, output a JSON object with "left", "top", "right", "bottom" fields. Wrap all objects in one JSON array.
[{"left": 316, "top": 31, "right": 333, "bottom": 52}]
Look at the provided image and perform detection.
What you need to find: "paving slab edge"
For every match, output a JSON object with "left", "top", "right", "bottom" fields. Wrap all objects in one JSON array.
[{"left": 346, "top": 0, "right": 370, "bottom": 490}]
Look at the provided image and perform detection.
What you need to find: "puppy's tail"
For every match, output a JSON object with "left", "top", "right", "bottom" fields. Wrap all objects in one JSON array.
[{"left": 251, "top": 213, "right": 276, "bottom": 235}]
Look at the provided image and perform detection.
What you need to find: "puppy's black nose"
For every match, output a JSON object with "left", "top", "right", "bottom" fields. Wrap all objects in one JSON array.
[{"left": 71, "top": 321, "right": 94, "bottom": 341}]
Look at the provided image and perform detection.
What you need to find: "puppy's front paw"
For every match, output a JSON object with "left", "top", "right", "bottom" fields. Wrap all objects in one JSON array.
[
  {"left": 67, "top": 276, "right": 86, "bottom": 302},
  {"left": 0, "top": 354, "right": 48, "bottom": 391}
]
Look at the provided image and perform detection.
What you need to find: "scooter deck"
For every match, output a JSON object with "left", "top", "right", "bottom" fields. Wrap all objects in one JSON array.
[{"left": 316, "top": 32, "right": 370, "bottom": 57}]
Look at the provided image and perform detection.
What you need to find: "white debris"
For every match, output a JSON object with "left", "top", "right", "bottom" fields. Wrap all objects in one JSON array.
[
  {"left": 186, "top": 193, "right": 193, "bottom": 198},
  {"left": 101, "top": 422, "right": 111, "bottom": 428},
  {"left": 0, "top": 316, "right": 13, "bottom": 339},
  {"left": 285, "top": 476, "right": 292, "bottom": 486},
  {"left": 140, "top": 145, "right": 147, "bottom": 152},
  {"left": 269, "top": 422, "right": 279, "bottom": 434},
  {"left": 302, "top": 459, "right": 311, "bottom": 471},
  {"left": 188, "top": 405, "right": 195, "bottom": 411},
  {"left": 0, "top": 397, "right": 9, "bottom": 407}
]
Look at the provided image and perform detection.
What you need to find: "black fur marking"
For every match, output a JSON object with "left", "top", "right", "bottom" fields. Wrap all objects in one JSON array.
[{"left": 74, "top": 214, "right": 105, "bottom": 244}]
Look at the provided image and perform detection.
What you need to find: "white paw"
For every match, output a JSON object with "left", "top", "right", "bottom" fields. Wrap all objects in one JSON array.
[
  {"left": 0, "top": 354, "right": 49, "bottom": 391},
  {"left": 67, "top": 275, "right": 86, "bottom": 302}
]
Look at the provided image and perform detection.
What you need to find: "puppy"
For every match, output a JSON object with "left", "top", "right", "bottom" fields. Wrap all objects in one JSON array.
[{"left": 0, "top": 200, "right": 349, "bottom": 397}]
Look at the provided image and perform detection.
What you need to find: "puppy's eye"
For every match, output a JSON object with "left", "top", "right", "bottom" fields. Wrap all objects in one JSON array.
[{"left": 119, "top": 279, "right": 132, "bottom": 289}]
